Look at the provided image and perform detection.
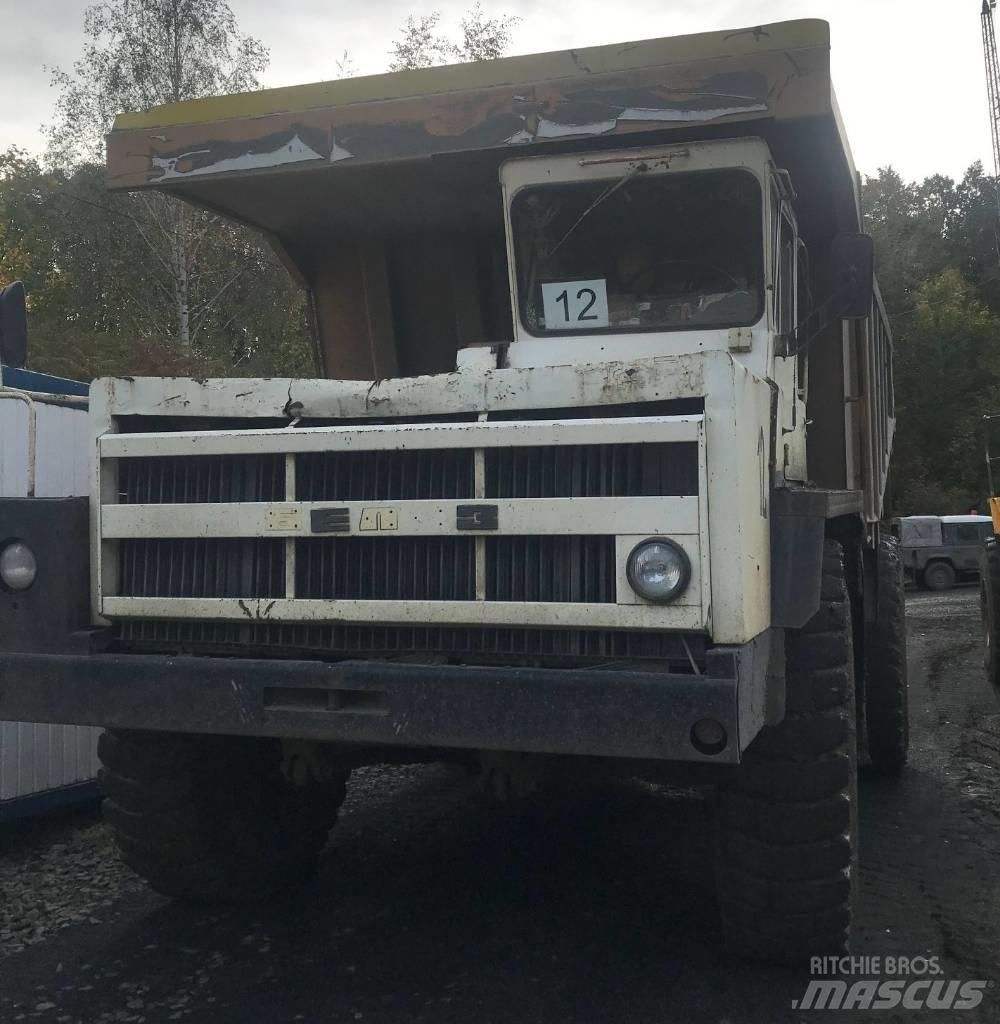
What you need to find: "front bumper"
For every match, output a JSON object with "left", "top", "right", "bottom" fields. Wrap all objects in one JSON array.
[{"left": 0, "top": 639, "right": 771, "bottom": 763}]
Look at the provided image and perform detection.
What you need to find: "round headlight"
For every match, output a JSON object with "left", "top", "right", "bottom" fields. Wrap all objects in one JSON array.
[
  {"left": 626, "top": 539, "right": 690, "bottom": 603},
  {"left": 0, "top": 541, "right": 38, "bottom": 592}
]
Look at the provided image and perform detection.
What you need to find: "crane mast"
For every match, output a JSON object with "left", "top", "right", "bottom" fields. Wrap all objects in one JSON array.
[{"left": 984, "top": 1, "right": 1000, "bottom": 208}]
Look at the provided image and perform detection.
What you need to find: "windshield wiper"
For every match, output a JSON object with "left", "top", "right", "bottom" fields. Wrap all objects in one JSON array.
[{"left": 545, "top": 162, "right": 647, "bottom": 260}]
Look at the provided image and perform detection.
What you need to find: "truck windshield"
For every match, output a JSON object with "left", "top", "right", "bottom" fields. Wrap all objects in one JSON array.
[{"left": 511, "top": 169, "right": 764, "bottom": 336}]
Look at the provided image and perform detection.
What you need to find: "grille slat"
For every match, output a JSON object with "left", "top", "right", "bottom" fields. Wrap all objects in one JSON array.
[
  {"left": 297, "top": 538, "right": 475, "bottom": 602},
  {"left": 120, "top": 539, "right": 284, "bottom": 598},
  {"left": 297, "top": 450, "right": 475, "bottom": 502},
  {"left": 485, "top": 443, "right": 697, "bottom": 499},
  {"left": 118, "top": 620, "right": 703, "bottom": 663},
  {"left": 120, "top": 454, "right": 285, "bottom": 504}
]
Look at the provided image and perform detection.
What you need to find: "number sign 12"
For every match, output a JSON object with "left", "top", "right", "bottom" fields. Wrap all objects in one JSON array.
[{"left": 541, "top": 279, "right": 610, "bottom": 330}]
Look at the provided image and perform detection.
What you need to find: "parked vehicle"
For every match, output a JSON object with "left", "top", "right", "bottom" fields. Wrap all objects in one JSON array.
[
  {"left": 0, "top": 282, "right": 99, "bottom": 822},
  {"left": 0, "top": 20, "right": 906, "bottom": 961},
  {"left": 895, "top": 515, "right": 994, "bottom": 590}
]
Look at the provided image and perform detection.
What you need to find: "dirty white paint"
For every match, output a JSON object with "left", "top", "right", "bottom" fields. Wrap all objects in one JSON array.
[
  {"left": 101, "top": 495, "right": 700, "bottom": 540},
  {"left": 88, "top": 354, "right": 707, "bottom": 422},
  {"left": 90, "top": 353, "right": 774, "bottom": 643},
  {"left": 99, "top": 414, "right": 702, "bottom": 459},
  {"left": 618, "top": 104, "right": 767, "bottom": 123},
  {"left": 504, "top": 103, "right": 768, "bottom": 145},
  {"left": 500, "top": 138, "right": 775, "bottom": 378},
  {"left": 150, "top": 133, "right": 328, "bottom": 181},
  {"left": 1, "top": 391, "right": 99, "bottom": 812},
  {"left": 329, "top": 138, "right": 354, "bottom": 163},
  {"left": 101, "top": 596, "right": 708, "bottom": 633}
]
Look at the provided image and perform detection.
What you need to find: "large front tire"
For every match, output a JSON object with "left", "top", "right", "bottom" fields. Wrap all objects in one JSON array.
[
  {"left": 865, "top": 535, "right": 909, "bottom": 775},
  {"left": 98, "top": 730, "right": 347, "bottom": 903},
  {"left": 716, "top": 539, "right": 857, "bottom": 964}
]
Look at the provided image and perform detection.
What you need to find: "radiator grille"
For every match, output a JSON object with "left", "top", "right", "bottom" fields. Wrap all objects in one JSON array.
[
  {"left": 118, "top": 444, "right": 697, "bottom": 504},
  {"left": 486, "top": 537, "right": 615, "bottom": 603},
  {"left": 486, "top": 443, "right": 697, "bottom": 498},
  {"left": 119, "top": 455, "right": 284, "bottom": 504},
  {"left": 297, "top": 450, "right": 473, "bottom": 502},
  {"left": 111, "top": 426, "right": 699, "bottom": 662},
  {"left": 296, "top": 537, "right": 475, "bottom": 601},
  {"left": 120, "top": 539, "right": 284, "bottom": 598},
  {"left": 116, "top": 620, "right": 702, "bottom": 663}
]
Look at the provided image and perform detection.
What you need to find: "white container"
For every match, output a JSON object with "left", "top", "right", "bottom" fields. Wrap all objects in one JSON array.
[{"left": 1, "top": 373, "right": 100, "bottom": 820}]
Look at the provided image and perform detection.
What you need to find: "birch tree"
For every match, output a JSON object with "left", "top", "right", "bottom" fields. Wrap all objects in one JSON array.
[
  {"left": 45, "top": 0, "right": 269, "bottom": 352},
  {"left": 389, "top": 4, "right": 520, "bottom": 71}
]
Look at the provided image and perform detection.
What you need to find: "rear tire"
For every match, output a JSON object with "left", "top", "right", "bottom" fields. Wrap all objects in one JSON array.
[
  {"left": 981, "top": 537, "right": 1000, "bottom": 695},
  {"left": 98, "top": 730, "right": 346, "bottom": 903},
  {"left": 716, "top": 539, "right": 857, "bottom": 964},
  {"left": 923, "top": 561, "right": 955, "bottom": 591},
  {"left": 864, "top": 535, "right": 909, "bottom": 775}
]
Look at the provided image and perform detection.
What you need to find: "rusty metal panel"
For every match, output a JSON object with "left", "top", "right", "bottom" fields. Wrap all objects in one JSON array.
[
  {"left": 105, "top": 22, "right": 832, "bottom": 193},
  {"left": 313, "top": 240, "right": 398, "bottom": 379}
]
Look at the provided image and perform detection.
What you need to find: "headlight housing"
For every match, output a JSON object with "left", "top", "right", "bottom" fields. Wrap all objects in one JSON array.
[
  {"left": 0, "top": 541, "right": 38, "bottom": 591},
  {"left": 626, "top": 538, "right": 690, "bottom": 603}
]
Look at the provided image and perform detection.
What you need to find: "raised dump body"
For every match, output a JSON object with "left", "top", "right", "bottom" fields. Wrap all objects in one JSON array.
[{"left": 0, "top": 19, "right": 906, "bottom": 962}]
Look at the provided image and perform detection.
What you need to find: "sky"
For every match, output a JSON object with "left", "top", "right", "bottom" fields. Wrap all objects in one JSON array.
[{"left": 0, "top": 0, "right": 992, "bottom": 183}]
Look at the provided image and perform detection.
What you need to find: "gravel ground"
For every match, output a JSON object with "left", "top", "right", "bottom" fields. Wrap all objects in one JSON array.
[
  {"left": 0, "top": 589, "right": 998, "bottom": 1022},
  {"left": 0, "top": 812, "right": 142, "bottom": 958}
]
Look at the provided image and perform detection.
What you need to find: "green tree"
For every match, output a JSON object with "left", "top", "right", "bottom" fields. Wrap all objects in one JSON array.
[
  {"left": 863, "top": 167, "right": 952, "bottom": 313},
  {"left": 891, "top": 269, "right": 1000, "bottom": 512},
  {"left": 389, "top": 3, "right": 520, "bottom": 71},
  {"left": 37, "top": 0, "right": 317, "bottom": 372},
  {"left": 46, "top": 0, "right": 268, "bottom": 166}
]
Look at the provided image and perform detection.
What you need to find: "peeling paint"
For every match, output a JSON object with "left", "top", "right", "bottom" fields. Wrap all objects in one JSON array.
[
  {"left": 619, "top": 104, "right": 767, "bottom": 122},
  {"left": 150, "top": 132, "right": 328, "bottom": 180},
  {"left": 329, "top": 137, "right": 354, "bottom": 163},
  {"left": 505, "top": 101, "right": 768, "bottom": 145},
  {"left": 537, "top": 117, "right": 618, "bottom": 139}
]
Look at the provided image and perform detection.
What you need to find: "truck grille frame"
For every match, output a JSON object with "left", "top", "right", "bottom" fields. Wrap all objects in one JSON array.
[{"left": 98, "top": 412, "right": 709, "bottom": 661}]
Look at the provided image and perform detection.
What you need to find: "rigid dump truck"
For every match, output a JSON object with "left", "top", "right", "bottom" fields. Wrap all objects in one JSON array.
[{"left": 0, "top": 19, "right": 906, "bottom": 961}]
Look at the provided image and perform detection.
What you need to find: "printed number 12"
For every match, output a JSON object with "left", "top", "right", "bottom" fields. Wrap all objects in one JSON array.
[{"left": 556, "top": 287, "right": 599, "bottom": 322}]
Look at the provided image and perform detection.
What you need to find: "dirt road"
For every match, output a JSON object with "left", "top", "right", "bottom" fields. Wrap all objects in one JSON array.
[{"left": 1, "top": 588, "right": 998, "bottom": 1023}]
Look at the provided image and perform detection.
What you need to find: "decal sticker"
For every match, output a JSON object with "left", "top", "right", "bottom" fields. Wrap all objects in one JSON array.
[
  {"left": 540, "top": 279, "right": 609, "bottom": 330},
  {"left": 265, "top": 508, "right": 303, "bottom": 531},
  {"left": 359, "top": 507, "right": 399, "bottom": 531}
]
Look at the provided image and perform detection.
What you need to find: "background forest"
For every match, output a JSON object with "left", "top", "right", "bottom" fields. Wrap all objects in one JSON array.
[{"left": 1, "top": 0, "right": 997, "bottom": 515}]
